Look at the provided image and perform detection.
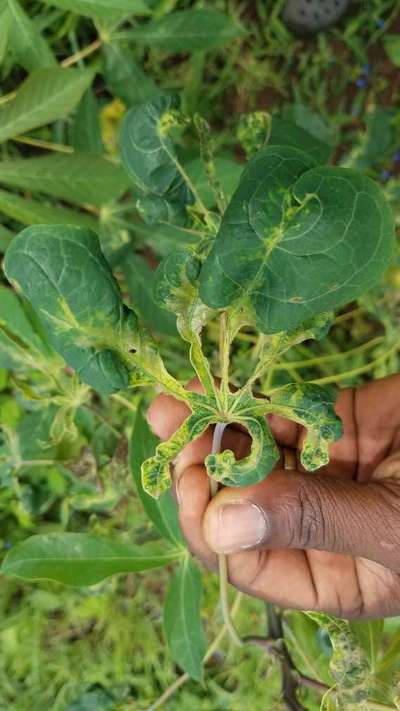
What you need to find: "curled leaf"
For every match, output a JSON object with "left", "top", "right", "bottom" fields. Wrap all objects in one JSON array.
[
  {"left": 142, "top": 408, "right": 213, "bottom": 498},
  {"left": 120, "top": 94, "right": 193, "bottom": 225},
  {"left": 269, "top": 383, "right": 343, "bottom": 470},
  {"left": 199, "top": 145, "right": 395, "bottom": 333},
  {"left": 205, "top": 415, "right": 279, "bottom": 487}
]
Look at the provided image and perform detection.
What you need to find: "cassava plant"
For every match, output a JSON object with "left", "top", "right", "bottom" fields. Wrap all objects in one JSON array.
[{"left": 1, "top": 95, "right": 395, "bottom": 699}]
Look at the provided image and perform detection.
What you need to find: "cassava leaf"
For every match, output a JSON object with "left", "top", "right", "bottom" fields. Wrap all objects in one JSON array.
[
  {"left": 163, "top": 554, "right": 206, "bottom": 681},
  {"left": 120, "top": 94, "right": 193, "bottom": 225},
  {"left": 126, "top": 9, "right": 245, "bottom": 52},
  {"left": 0, "top": 154, "right": 129, "bottom": 207},
  {"left": 142, "top": 407, "right": 213, "bottom": 498},
  {"left": 7, "top": 0, "right": 56, "bottom": 71},
  {"left": 122, "top": 254, "right": 177, "bottom": 336},
  {"left": 69, "top": 89, "right": 103, "bottom": 156},
  {"left": 130, "top": 407, "right": 184, "bottom": 546},
  {"left": 206, "top": 411, "right": 279, "bottom": 487},
  {"left": 1, "top": 533, "right": 180, "bottom": 586},
  {"left": 0, "top": 188, "right": 98, "bottom": 229},
  {"left": 269, "top": 116, "right": 331, "bottom": 163},
  {"left": 4, "top": 225, "right": 138, "bottom": 394},
  {"left": 269, "top": 383, "right": 343, "bottom": 470},
  {"left": 0, "top": 286, "right": 51, "bottom": 370},
  {"left": 153, "top": 249, "right": 215, "bottom": 397},
  {"left": 199, "top": 145, "right": 395, "bottom": 333},
  {"left": 41, "top": 0, "right": 150, "bottom": 20},
  {"left": 0, "top": 67, "right": 93, "bottom": 143},
  {"left": 103, "top": 43, "right": 159, "bottom": 107}
]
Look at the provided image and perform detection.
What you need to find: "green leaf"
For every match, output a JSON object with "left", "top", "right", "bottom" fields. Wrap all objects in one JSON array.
[
  {"left": 126, "top": 9, "right": 245, "bottom": 52},
  {"left": 0, "top": 154, "right": 129, "bottom": 207},
  {"left": 281, "top": 103, "right": 336, "bottom": 147},
  {"left": 200, "top": 145, "right": 395, "bottom": 333},
  {"left": 0, "top": 188, "right": 98, "bottom": 229},
  {"left": 7, "top": 0, "right": 56, "bottom": 71},
  {"left": 269, "top": 116, "right": 331, "bottom": 163},
  {"left": 269, "top": 383, "right": 343, "bottom": 470},
  {"left": 122, "top": 253, "right": 177, "bottom": 335},
  {"left": 0, "top": 223, "right": 13, "bottom": 252},
  {"left": 0, "top": 67, "right": 93, "bottom": 143},
  {"left": 130, "top": 407, "right": 183, "bottom": 546},
  {"left": 4, "top": 225, "right": 138, "bottom": 394},
  {"left": 0, "top": 285, "right": 50, "bottom": 369},
  {"left": 1, "top": 533, "right": 180, "bottom": 585},
  {"left": 120, "top": 93, "right": 193, "bottom": 224},
  {"left": 41, "top": 0, "right": 150, "bottom": 20},
  {"left": 164, "top": 555, "right": 206, "bottom": 681},
  {"left": 69, "top": 88, "right": 103, "bottom": 155},
  {"left": 341, "top": 108, "right": 393, "bottom": 171},
  {"left": 0, "top": 4, "right": 11, "bottom": 64},
  {"left": 384, "top": 34, "right": 400, "bottom": 67},
  {"left": 131, "top": 220, "right": 197, "bottom": 257},
  {"left": 103, "top": 43, "right": 159, "bottom": 107}
]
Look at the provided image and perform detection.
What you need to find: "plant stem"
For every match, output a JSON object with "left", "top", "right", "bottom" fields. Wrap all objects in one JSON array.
[
  {"left": 274, "top": 335, "right": 384, "bottom": 370},
  {"left": 61, "top": 38, "right": 102, "bottom": 67},
  {"left": 219, "top": 313, "right": 231, "bottom": 410},
  {"left": 12, "top": 136, "right": 74, "bottom": 153},
  {"left": 111, "top": 393, "right": 137, "bottom": 413},
  {"left": 147, "top": 593, "right": 242, "bottom": 710},
  {"left": 210, "top": 423, "right": 243, "bottom": 647}
]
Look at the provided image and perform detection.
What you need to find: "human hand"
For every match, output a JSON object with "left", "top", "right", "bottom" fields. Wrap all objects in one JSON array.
[{"left": 148, "top": 375, "right": 400, "bottom": 618}]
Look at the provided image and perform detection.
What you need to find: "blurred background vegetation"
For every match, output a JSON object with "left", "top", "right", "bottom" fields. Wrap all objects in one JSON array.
[{"left": 1, "top": 1, "right": 400, "bottom": 709}]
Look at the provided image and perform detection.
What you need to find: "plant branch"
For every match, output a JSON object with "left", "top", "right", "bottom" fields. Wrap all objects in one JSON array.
[
  {"left": 211, "top": 423, "right": 243, "bottom": 647},
  {"left": 61, "top": 38, "right": 102, "bottom": 67}
]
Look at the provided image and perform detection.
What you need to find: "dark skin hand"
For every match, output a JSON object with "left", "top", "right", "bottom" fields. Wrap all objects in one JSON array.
[{"left": 148, "top": 374, "right": 400, "bottom": 619}]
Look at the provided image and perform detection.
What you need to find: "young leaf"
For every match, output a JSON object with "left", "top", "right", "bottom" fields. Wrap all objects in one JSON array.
[
  {"left": 269, "top": 383, "right": 343, "bottom": 470},
  {"left": 199, "top": 145, "right": 395, "bottom": 333},
  {"left": 163, "top": 554, "right": 206, "bottom": 681},
  {"left": 206, "top": 412, "right": 279, "bottom": 487},
  {"left": 4, "top": 225, "right": 137, "bottom": 394},
  {"left": 1, "top": 533, "right": 181, "bottom": 586},
  {"left": 130, "top": 407, "right": 184, "bottom": 546},
  {"left": 142, "top": 407, "right": 213, "bottom": 498},
  {"left": 120, "top": 93, "right": 193, "bottom": 224},
  {"left": 126, "top": 9, "right": 245, "bottom": 52},
  {"left": 69, "top": 89, "right": 103, "bottom": 156},
  {"left": 186, "top": 156, "right": 243, "bottom": 207},
  {"left": 103, "top": 43, "right": 159, "bottom": 107},
  {"left": 41, "top": 0, "right": 150, "bottom": 20},
  {"left": 0, "top": 188, "right": 98, "bottom": 229},
  {"left": 0, "top": 67, "right": 93, "bottom": 143},
  {"left": 7, "top": 0, "right": 56, "bottom": 71},
  {"left": 0, "top": 154, "right": 129, "bottom": 207},
  {"left": 122, "top": 254, "right": 177, "bottom": 336}
]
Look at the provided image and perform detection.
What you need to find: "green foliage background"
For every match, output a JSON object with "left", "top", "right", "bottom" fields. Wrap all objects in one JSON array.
[{"left": 1, "top": 0, "right": 400, "bottom": 709}]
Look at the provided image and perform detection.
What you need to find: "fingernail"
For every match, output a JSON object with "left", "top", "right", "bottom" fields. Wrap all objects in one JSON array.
[{"left": 208, "top": 500, "right": 269, "bottom": 553}]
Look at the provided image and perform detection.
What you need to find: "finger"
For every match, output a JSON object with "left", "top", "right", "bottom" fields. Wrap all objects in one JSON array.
[
  {"left": 355, "top": 375, "right": 400, "bottom": 481},
  {"left": 202, "top": 468, "right": 400, "bottom": 571},
  {"left": 175, "top": 464, "right": 355, "bottom": 614}
]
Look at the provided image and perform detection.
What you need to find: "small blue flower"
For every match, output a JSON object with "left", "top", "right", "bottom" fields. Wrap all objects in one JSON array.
[
  {"left": 381, "top": 169, "right": 392, "bottom": 181},
  {"left": 356, "top": 77, "right": 368, "bottom": 89},
  {"left": 393, "top": 151, "right": 400, "bottom": 163},
  {"left": 3, "top": 542, "right": 12, "bottom": 550},
  {"left": 376, "top": 18, "right": 385, "bottom": 28}
]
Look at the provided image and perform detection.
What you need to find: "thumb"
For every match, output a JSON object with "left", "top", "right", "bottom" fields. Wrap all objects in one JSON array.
[{"left": 203, "top": 466, "right": 400, "bottom": 570}]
